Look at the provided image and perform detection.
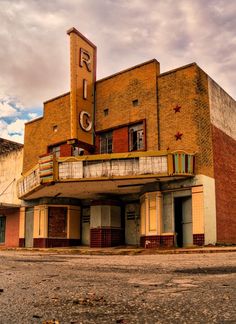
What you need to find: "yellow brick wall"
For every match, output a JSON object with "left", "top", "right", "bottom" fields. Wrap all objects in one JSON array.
[
  {"left": 158, "top": 64, "right": 214, "bottom": 177},
  {"left": 95, "top": 60, "right": 160, "bottom": 151},
  {"left": 23, "top": 58, "right": 214, "bottom": 180},
  {"left": 23, "top": 93, "right": 71, "bottom": 173}
]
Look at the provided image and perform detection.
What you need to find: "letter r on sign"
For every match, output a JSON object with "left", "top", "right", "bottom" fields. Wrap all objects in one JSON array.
[{"left": 80, "top": 48, "right": 91, "bottom": 72}]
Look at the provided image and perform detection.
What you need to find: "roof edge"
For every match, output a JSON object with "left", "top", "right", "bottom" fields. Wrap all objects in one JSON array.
[
  {"left": 159, "top": 62, "right": 197, "bottom": 77},
  {"left": 44, "top": 91, "right": 70, "bottom": 105},
  {"left": 67, "top": 27, "right": 97, "bottom": 49},
  {"left": 97, "top": 59, "right": 159, "bottom": 83}
]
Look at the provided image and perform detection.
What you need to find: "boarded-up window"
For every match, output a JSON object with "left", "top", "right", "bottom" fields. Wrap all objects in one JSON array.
[{"left": 48, "top": 207, "right": 67, "bottom": 238}]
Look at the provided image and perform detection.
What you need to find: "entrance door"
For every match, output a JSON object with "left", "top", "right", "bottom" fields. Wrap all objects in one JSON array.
[
  {"left": 125, "top": 204, "right": 140, "bottom": 245},
  {"left": 25, "top": 208, "right": 34, "bottom": 247},
  {"left": 0, "top": 216, "right": 6, "bottom": 243},
  {"left": 182, "top": 197, "right": 193, "bottom": 246},
  {"left": 82, "top": 207, "right": 90, "bottom": 245},
  {"left": 174, "top": 197, "right": 192, "bottom": 247}
]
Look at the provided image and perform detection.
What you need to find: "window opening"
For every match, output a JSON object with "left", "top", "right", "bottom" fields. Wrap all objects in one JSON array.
[
  {"left": 100, "top": 132, "right": 113, "bottom": 154},
  {"left": 129, "top": 123, "right": 144, "bottom": 151},
  {"left": 53, "top": 125, "right": 58, "bottom": 132},
  {"left": 104, "top": 108, "right": 109, "bottom": 116},
  {"left": 132, "top": 99, "right": 139, "bottom": 107},
  {"left": 49, "top": 145, "right": 60, "bottom": 157}
]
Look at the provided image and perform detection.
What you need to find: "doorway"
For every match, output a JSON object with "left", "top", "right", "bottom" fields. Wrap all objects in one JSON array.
[
  {"left": 174, "top": 197, "right": 193, "bottom": 247},
  {"left": 81, "top": 207, "right": 90, "bottom": 246},
  {"left": 0, "top": 216, "right": 6, "bottom": 243},
  {"left": 125, "top": 204, "right": 140, "bottom": 246}
]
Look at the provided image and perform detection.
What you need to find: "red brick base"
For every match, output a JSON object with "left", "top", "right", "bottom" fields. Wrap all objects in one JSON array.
[
  {"left": 140, "top": 235, "right": 175, "bottom": 248},
  {"left": 34, "top": 238, "right": 81, "bottom": 248},
  {"left": 193, "top": 234, "right": 205, "bottom": 246},
  {"left": 140, "top": 235, "right": 161, "bottom": 248},
  {"left": 160, "top": 235, "right": 175, "bottom": 247},
  {"left": 90, "top": 228, "right": 124, "bottom": 247},
  {"left": 18, "top": 238, "right": 80, "bottom": 248},
  {"left": 19, "top": 238, "right": 25, "bottom": 247}
]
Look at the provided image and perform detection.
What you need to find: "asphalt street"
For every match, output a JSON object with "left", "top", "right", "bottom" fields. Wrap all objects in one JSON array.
[{"left": 0, "top": 250, "right": 235, "bottom": 323}]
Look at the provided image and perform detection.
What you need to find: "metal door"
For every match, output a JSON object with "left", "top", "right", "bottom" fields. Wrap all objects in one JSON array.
[
  {"left": 125, "top": 204, "right": 140, "bottom": 245},
  {"left": 82, "top": 207, "right": 90, "bottom": 245},
  {"left": 25, "top": 208, "right": 34, "bottom": 247},
  {"left": 182, "top": 197, "right": 193, "bottom": 246}
]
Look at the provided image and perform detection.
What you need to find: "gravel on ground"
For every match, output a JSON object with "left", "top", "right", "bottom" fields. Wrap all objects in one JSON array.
[{"left": 0, "top": 250, "right": 235, "bottom": 323}]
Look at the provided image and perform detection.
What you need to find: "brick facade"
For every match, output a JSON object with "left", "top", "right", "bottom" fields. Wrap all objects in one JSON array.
[
  {"left": 158, "top": 64, "right": 214, "bottom": 178},
  {"left": 17, "top": 28, "right": 236, "bottom": 248},
  {"left": 23, "top": 93, "right": 71, "bottom": 173},
  {"left": 212, "top": 126, "right": 236, "bottom": 244},
  {"left": 95, "top": 60, "right": 160, "bottom": 152}
]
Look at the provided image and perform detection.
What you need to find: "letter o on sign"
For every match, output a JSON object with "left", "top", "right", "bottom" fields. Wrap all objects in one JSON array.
[{"left": 79, "top": 111, "right": 92, "bottom": 132}]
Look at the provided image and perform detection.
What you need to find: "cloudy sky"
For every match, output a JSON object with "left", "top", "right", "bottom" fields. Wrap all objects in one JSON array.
[{"left": 0, "top": 0, "right": 235, "bottom": 143}]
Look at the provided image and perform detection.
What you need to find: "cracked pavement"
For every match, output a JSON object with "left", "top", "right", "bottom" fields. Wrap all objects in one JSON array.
[{"left": 0, "top": 250, "right": 235, "bottom": 323}]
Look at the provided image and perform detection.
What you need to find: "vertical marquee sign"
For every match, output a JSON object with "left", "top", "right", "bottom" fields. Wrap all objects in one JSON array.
[{"left": 67, "top": 27, "right": 97, "bottom": 146}]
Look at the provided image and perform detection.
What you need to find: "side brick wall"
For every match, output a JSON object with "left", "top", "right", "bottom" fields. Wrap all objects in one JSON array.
[
  {"left": 1, "top": 209, "right": 20, "bottom": 247},
  {"left": 212, "top": 126, "right": 236, "bottom": 244}
]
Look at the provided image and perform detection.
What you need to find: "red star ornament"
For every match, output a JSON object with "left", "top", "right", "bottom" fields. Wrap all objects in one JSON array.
[
  {"left": 173, "top": 105, "right": 181, "bottom": 113},
  {"left": 175, "top": 131, "right": 183, "bottom": 140}
]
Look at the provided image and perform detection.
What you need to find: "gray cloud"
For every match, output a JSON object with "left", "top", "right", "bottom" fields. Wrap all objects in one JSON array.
[{"left": 0, "top": 0, "right": 235, "bottom": 141}]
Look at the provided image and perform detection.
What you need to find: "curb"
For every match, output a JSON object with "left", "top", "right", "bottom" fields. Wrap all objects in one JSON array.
[{"left": 1, "top": 246, "right": 236, "bottom": 255}]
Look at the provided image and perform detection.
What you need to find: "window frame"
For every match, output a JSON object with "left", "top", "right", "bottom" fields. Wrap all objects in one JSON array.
[
  {"left": 128, "top": 122, "right": 145, "bottom": 151},
  {"left": 100, "top": 131, "right": 113, "bottom": 154}
]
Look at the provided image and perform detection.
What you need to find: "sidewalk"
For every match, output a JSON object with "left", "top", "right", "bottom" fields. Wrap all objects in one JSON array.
[{"left": 1, "top": 245, "right": 236, "bottom": 255}]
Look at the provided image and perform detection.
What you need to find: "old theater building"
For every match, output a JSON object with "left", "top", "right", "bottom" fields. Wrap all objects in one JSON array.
[{"left": 17, "top": 27, "right": 236, "bottom": 248}]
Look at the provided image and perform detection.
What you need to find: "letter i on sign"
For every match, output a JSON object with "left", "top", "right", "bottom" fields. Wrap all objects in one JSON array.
[{"left": 83, "top": 79, "right": 88, "bottom": 99}]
